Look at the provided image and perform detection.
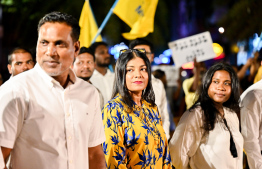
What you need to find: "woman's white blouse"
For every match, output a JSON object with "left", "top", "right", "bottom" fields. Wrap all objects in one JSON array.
[{"left": 169, "top": 106, "right": 243, "bottom": 169}]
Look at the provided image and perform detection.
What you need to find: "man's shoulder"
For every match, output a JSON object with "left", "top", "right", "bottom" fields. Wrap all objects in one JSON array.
[
  {"left": 89, "top": 70, "right": 102, "bottom": 81},
  {"left": 1, "top": 69, "right": 36, "bottom": 89},
  {"left": 0, "top": 69, "right": 39, "bottom": 100},
  {"left": 106, "top": 69, "right": 115, "bottom": 76},
  {"left": 151, "top": 76, "right": 164, "bottom": 87},
  {"left": 241, "top": 90, "right": 262, "bottom": 104},
  {"left": 240, "top": 80, "right": 262, "bottom": 103},
  {"left": 90, "top": 69, "right": 114, "bottom": 84}
]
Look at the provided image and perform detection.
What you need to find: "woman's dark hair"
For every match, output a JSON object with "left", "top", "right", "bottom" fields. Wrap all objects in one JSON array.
[
  {"left": 112, "top": 50, "right": 155, "bottom": 110},
  {"left": 191, "top": 62, "right": 240, "bottom": 132}
]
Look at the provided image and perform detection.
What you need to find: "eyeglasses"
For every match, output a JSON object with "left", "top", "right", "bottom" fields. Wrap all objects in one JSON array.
[
  {"left": 119, "top": 48, "right": 146, "bottom": 55},
  {"left": 134, "top": 48, "right": 153, "bottom": 55}
]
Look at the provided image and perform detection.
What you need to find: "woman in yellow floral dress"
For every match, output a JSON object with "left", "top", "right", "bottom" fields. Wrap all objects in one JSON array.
[{"left": 102, "top": 49, "right": 171, "bottom": 169}]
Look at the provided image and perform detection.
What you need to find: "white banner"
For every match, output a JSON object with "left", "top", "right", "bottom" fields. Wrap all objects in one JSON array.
[
  {"left": 168, "top": 31, "right": 216, "bottom": 68},
  {"left": 152, "top": 65, "right": 179, "bottom": 87}
]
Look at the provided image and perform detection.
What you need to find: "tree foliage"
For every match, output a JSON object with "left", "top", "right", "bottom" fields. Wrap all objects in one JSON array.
[
  {"left": 218, "top": 0, "right": 262, "bottom": 41},
  {"left": 2, "top": 0, "right": 83, "bottom": 49}
]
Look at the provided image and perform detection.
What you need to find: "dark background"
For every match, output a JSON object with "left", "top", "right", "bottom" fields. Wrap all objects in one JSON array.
[{"left": 0, "top": 0, "right": 261, "bottom": 82}]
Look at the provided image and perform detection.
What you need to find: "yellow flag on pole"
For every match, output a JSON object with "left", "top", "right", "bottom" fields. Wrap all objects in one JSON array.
[
  {"left": 113, "top": 0, "right": 158, "bottom": 40},
  {"left": 79, "top": 0, "right": 102, "bottom": 47}
]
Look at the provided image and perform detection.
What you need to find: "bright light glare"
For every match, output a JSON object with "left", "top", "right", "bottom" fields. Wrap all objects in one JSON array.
[
  {"left": 163, "top": 49, "right": 172, "bottom": 57},
  {"left": 154, "top": 57, "right": 161, "bottom": 64},
  {"left": 109, "top": 42, "right": 128, "bottom": 60},
  {"left": 218, "top": 27, "right": 225, "bottom": 34},
  {"left": 161, "top": 57, "right": 169, "bottom": 64},
  {"left": 212, "top": 43, "right": 223, "bottom": 56},
  {"left": 181, "top": 70, "right": 187, "bottom": 77}
]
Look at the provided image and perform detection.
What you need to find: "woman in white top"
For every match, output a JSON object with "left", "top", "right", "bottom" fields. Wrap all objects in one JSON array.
[{"left": 169, "top": 62, "right": 243, "bottom": 169}]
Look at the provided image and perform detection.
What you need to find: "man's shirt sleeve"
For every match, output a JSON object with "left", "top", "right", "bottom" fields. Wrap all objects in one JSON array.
[
  {"left": 241, "top": 90, "right": 262, "bottom": 169},
  {"left": 88, "top": 90, "right": 106, "bottom": 147},
  {"left": 0, "top": 83, "right": 26, "bottom": 149}
]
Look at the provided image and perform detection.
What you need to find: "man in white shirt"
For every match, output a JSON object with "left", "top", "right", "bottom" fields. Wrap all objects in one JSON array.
[
  {"left": 89, "top": 42, "right": 114, "bottom": 106},
  {"left": 73, "top": 47, "right": 95, "bottom": 82},
  {"left": 72, "top": 46, "right": 104, "bottom": 109},
  {"left": 129, "top": 38, "right": 170, "bottom": 140},
  {"left": 7, "top": 47, "right": 35, "bottom": 77},
  {"left": 240, "top": 78, "right": 262, "bottom": 169},
  {"left": 0, "top": 11, "right": 106, "bottom": 169}
]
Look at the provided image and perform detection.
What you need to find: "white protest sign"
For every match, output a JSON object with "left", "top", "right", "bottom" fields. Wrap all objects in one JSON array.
[
  {"left": 152, "top": 65, "right": 179, "bottom": 87},
  {"left": 168, "top": 31, "right": 216, "bottom": 68}
]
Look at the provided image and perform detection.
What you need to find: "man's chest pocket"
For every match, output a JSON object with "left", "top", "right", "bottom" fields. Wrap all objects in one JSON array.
[{"left": 71, "top": 100, "right": 95, "bottom": 134}]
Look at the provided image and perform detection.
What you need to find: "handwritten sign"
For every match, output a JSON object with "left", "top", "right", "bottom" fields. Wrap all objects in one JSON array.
[{"left": 168, "top": 31, "right": 216, "bottom": 68}]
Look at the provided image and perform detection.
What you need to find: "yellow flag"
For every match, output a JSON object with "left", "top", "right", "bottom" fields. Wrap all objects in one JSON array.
[
  {"left": 113, "top": 0, "right": 158, "bottom": 40},
  {"left": 79, "top": 1, "right": 102, "bottom": 47}
]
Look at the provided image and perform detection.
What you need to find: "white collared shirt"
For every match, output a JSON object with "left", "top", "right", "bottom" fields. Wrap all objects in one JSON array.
[
  {"left": 90, "top": 69, "right": 115, "bottom": 106},
  {"left": 169, "top": 106, "right": 243, "bottom": 169},
  {"left": 151, "top": 75, "right": 170, "bottom": 140},
  {"left": 0, "top": 63, "right": 105, "bottom": 169},
  {"left": 240, "top": 80, "right": 262, "bottom": 169}
]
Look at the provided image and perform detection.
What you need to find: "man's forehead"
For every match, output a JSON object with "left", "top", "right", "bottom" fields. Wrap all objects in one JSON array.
[
  {"left": 12, "top": 52, "right": 32, "bottom": 61},
  {"left": 38, "top": 22, "right": 72, "bottom": 39},
  {"left": 77, "top": 53, "right": 94, "bottom": 60},
  {"left": 96, "top": 45, "right": 108, "bottom": 51}
]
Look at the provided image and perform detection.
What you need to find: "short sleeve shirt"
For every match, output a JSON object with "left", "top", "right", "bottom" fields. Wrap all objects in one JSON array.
[{"left": 0, "top": 64, "right": 105, "bottom": 169}]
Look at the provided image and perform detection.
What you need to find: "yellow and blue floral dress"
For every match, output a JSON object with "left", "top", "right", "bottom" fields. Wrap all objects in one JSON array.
[{"left": 102, "top": 94, "right": 171, "bottom": 169}]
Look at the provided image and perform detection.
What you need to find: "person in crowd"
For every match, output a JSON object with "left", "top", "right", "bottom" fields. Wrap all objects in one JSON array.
[
  {"left": 240, "top": 48, "right": 262, "bottom": 169},
  {"left": 169, "top": 62, "right": 243, "bottom": 169},
  {"left": 0, "top": 11, "right": 105, "bottom": 169},
  {"left": 102, "top": 49, "right": 171, "bottom": 168},
  {"left": 7, "top": 47, "right": 35, "bottom": 77},
  {"left": 153, "top": 69, "right": 176, "bottom": 138},
  {"left": 172, "top": 67, "right": 186, "bottom": 124},
  {"left": 89, "top": 42, "right": 114, "bottom": 106},
  {"left": 72, "top": 46, "right": 104, "bottom": 109},
  {"left": 182, "top": 58, "right": 206, "bottom": 110},
  {"left": 237, "top": 58, "right": 259, "bottom": 92},
  {"left": 253, "top": 48, "right": 262, "bottom": 83},
  {"left": 73, "top": 47, "right": 95, "bottom": 82},
  {"left": 232, "top": 58, "right": 253, "bottom": 94},
  {"left": 129, "top": 38, "right": 170, "bottom": 140}
]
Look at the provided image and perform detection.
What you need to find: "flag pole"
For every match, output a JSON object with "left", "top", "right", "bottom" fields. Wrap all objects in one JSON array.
[{"left": 91, "top": 0, "right": 120, "bottom": 44}]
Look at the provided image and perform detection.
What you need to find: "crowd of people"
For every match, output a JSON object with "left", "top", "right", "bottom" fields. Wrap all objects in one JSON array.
[{"left": 0, "top": 11, "right": 262, "bottom": 169}]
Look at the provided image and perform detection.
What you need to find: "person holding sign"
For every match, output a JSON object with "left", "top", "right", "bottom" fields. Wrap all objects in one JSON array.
[
  {"left": 182, "top": 58, "right": 206, "bottom": 109},
  {"left": 169, "top": 62, "right": 243, "bottom": 169}
]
